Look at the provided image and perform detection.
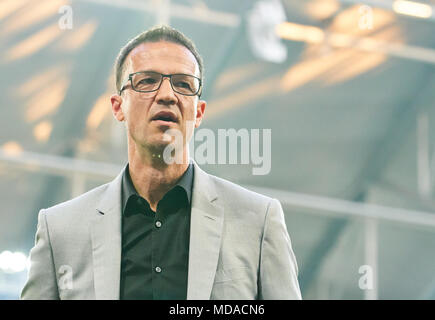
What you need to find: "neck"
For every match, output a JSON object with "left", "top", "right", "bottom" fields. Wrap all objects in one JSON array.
[{"left": 127, "top": 141, "right": 190, "bottom": 212}]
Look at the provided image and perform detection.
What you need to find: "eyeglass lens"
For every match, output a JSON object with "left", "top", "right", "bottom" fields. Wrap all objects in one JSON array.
[{"left": 131, "top": 72, "right": 200, "bottom": 95}]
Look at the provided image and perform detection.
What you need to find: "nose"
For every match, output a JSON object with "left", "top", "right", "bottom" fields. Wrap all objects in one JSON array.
[{"left": 155, "top": 77, "right": 177, "bottom": 106}]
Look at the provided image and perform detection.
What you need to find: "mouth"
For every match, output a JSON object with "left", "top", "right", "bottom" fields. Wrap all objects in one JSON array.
[{"left": 150, "top": 111, "right": 179, "bottom": 124}]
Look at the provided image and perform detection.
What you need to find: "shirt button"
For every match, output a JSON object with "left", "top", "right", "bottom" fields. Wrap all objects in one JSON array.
[
  {"left": 155, "top": 220, "right": 162, "bottom": 228},
  {"left": 155, "top": 266, "right": 162, "bottom": 273}
]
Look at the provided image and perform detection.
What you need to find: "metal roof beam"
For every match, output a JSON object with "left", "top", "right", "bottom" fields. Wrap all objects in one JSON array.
[
  {"left": 338, "top": 0, "right": 435, "bottom": 22},
  {"left": 72, "top": 0, "right": 241, "bottom": 27},
  {"left": 2, "top": 149, "right": 435, "bottom": 227}
]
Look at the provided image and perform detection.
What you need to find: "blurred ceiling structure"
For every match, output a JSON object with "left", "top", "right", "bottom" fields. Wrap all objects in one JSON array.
[{"left": 1, "top": 0, "right": 435, "bottom": 299}]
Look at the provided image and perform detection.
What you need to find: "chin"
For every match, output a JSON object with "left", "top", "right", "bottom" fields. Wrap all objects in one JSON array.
[
  {"left": 145, "top": 138, "right": 168, "bottom": 148},
  {"left": 136, "top": 131, "right": 183, "bottom": 154}
]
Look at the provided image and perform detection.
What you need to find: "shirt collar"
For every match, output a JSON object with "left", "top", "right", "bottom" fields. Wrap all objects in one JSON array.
[{"left": 121, "top": 161, "right": 194, "bottom": 215}]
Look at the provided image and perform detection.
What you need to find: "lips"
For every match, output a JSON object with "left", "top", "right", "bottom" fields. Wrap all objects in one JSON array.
[{"left": 151, "top": 111, "right": 179, "bottom": 123}]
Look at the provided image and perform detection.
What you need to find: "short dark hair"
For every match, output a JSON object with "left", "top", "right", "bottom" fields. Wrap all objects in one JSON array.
[{"left": 114, "top": 25, "right": 204, "bottom": 93}]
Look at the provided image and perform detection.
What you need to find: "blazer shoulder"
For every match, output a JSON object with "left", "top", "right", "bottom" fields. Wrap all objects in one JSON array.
[
  {"left": 208, "top": 173, "right": 274, "bottom": 211},
  {"left": 42, "top": 182, "right": 110, "bottom": 219}
]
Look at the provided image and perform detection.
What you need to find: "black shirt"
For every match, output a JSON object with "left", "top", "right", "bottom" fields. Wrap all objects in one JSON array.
[{"left": 119, "top": 163, "right": 194, "bottom": 300}]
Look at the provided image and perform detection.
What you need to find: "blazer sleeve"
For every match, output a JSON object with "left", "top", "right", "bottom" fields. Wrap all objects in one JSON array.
[
  {"left": 21, "top": 209, "right": 60, "bottom": 300},
  {"left": 258, "top": 198, "right": 302, "bottom": 300}
]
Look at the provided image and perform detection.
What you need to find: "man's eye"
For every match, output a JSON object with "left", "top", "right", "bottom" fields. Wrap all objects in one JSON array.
[
  {"left": 174, "top": 81, "right": 191, "bottom": 89},
  {"left": 139, "top": 78, "right": 157, "bottom": 84}
]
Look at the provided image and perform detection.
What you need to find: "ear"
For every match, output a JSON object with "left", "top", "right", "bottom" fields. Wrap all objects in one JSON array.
[
  {"left": 111, "top": 94, "right": 125, "bottom": 122},
  {"left": 195, "top": 99, "right": 206, "bottom": 128}
]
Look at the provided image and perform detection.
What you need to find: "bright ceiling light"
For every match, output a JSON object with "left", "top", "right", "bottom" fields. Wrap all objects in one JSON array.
[
  {"left": 393, "top": 0, "right": 433, "bottom": 19},
  {"left": 276, "top": 22, "right": 325, "bottom": 44},
  {"left": 0, "top": 251, "right": 28, "bottom": 273},
  {"left": 2, "top": 141, "right": 23, "bottom": 156}
]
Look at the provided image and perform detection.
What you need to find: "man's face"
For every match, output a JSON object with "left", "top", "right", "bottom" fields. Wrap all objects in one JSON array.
[{"left": 111, "top": 41, "right": 205, "bottom": 155}]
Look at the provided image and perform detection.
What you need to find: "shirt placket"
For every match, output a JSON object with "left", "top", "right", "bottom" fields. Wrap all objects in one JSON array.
[{"left": 152, "top": 207, "right": 163, "bottom": 300}]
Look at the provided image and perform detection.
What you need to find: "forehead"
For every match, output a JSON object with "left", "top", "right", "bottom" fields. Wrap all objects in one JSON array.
[{"left": 125, "top": 41, "right": 200, "bottom": 77}]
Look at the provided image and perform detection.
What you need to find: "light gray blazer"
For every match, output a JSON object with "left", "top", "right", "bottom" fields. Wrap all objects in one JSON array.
[{"left": 21, "top": 161, "right": 301, "bottom": 300}]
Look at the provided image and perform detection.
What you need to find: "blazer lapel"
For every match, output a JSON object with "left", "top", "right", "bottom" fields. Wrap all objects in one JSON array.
[
  {"left": 89, "top": 161, "right": 223, "bottom": 300},
  {"left": 187, "top": 162, "right": 224, "bottom": 300},
  {"left": 91, "top": 166, "right": 124, "bottom": 300}
]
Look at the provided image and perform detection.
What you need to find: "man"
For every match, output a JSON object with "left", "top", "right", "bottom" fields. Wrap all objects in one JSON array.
[{"left": 21, "top": 25, "right": 301, "bottom": 300}]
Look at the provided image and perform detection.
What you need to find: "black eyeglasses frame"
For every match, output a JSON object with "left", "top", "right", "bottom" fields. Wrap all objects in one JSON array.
[{"left": 119, "top": 71, "right": 202, "bottom": 97}]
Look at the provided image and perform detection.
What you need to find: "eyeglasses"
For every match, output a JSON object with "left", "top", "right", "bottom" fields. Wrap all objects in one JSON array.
[{"left": 119, "top": 71, "right": 202, "bottom": 97}]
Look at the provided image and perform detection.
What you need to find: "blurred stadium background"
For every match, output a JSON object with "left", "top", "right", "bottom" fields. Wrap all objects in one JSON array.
[{"left": 1, "top": 0, "right": 435, "bottom": 299}]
